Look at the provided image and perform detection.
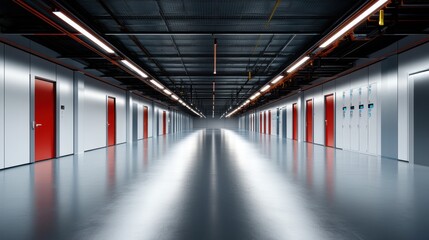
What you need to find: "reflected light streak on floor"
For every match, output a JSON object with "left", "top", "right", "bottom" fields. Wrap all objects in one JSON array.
[
  {"left": 222, "top": 129, "right": 339, "bottom": 239},
  {"left": 81, "top": 131, "right": 202, "bottom": 240},
  {"left": 1, "top": 129, "right": 429, "bottom": 239}
]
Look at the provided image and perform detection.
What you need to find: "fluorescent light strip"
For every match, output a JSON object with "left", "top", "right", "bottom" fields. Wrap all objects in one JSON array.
[
  {"left": 150, "top": 79, "right": 164, "bottom": 90},
  {"left": 260, "top": 85, "right": 270, "bottom": 92},
  {"left": 287, "top": 56, "right": 310, "bottom": 73},
  {"left": 320, "top": 0, "right": 388, "bottom": 48},
  {"left": 271, "top": 75, "right": 284, "bottom": 84},
  {"left": 53, "top": 11, "right": 115, "bottom": 54},
  {"left": 120, "top": 60, "right": 148, "bottom": 78},
  {"left": 53, "top": 12, "right": 204, "bottom": 118},
  {"left": 250, "top": 92, "right": 261, "bottom": 100}
]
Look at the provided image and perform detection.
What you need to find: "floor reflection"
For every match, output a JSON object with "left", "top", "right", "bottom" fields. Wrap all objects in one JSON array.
[
  {"left": 33, "top": 160, "right": 56, "bottom": 239},
  {"left": 0, "top": 130, "right": 428, "bottom": 239}
]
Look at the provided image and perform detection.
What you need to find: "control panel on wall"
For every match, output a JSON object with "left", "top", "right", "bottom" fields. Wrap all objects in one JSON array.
[
  {"left": 367, "top": 83, "right": 377, "bottom": 155},
  {"left": 340, "top": 84, "right": 378, "bottom": 154},
  {"left": 359, "top": 87, "right": 368, "bottom": 153},
  {"left": 342, "top": 90, "right": 351, "bottom": 150},
  {"left": 350, "top": 88, "right": 359, "bottom": 151}
]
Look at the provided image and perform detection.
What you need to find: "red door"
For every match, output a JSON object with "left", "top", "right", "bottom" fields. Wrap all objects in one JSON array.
[
  {"left": 292, "top": 103, "right": 298, "bottom": 140},
  {"left": 268, "top": 110, "right": 272, "bottom": 135},
  {"left": 263, "top": 112, "right": 266, "bottom": 134},
  {"left": 260, "top": 113, "right": 262, "bottom": 133},
  {"left": 143, "top": 106, "right": 149, "bottom": 139},
  {"left": 35, "top": 79, "right": 56, "bottom": 161},
  {"left": 325, "top": 94, "right": 335, "bottom": 147},
  {"left": 306, "top": 99, "right": 313, "bottom": 143},
  {"left": 162, "top": 111, "right": 167, "bottom": 135},
  {"left": 107, "top": 97, "right": 116, "bottom": 146}
]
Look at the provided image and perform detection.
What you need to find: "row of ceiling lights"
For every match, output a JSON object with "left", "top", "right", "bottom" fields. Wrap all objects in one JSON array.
[
  {"left": 52, "top": 10, "right": 205, "bottom": 118},
  {"left": 223, "top": 0, "right": 389, "bottom": 118}
]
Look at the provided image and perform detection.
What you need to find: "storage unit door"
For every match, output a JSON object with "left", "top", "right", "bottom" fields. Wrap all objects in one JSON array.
[
  {"left": 35, "top": 79, "right": 56, "bottom": 161},
  {"left": 306, "top": 99, "right": 313, "bottom": 143},
  {"left": 162, "top": 111, "right": 167, "bottom": 135},
  {"left": 293, "top": 103, "right": 298, "bottom": 140},
  {"left": 325, "top": 94, "right": 335, "bottom": 147},
  {"left": 107, "top": 97, "right": 116, "bottom": 146},
  {"left": 143, "top": 106, "right": 149, "bottom": 139}
]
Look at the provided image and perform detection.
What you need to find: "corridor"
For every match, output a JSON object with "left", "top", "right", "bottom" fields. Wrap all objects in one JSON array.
[{"left": 0, "top": 129, "right": 426, "bottom": 240}]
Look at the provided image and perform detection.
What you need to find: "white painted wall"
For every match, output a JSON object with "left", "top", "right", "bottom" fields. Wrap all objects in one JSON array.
[
  {"left": 239, "top": 38, "right": 429, "bottom": 163},
  {"left": 4, "top": 45, "right": 30, "bottom": 168},
  {"left": 240, "top": 67, "right": 382, "bottom": 155},
  {"left": 0, "top": 42, "right": 193, "bottom": 170},
  {"left": 57, "top": 66, "right": 74, "bottom": 156},
  {"left": 397, "top": 41, "right": 429, "bottom": 161},
  {"left": 128, "top": 93, "right": 154, "bottom": 139},
  {"left": 84, "top": 77, "right": 127, "bottom": 151},
  {"left": 194, "top": 118, "right": 239, "bottom": 129},
  {"left": 0, "top": 43, "right": 4, "bottom": 169}
]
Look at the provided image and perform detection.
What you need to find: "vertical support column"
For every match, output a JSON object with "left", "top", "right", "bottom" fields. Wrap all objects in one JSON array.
[
  {"left": 73, "top": 72, "right": 85, "bottom": 154},
  {"left": 0, "top": 43, "right": 4, "bottom": 169},
  {"left": 125, "top": 91, "right": 132, "bottom": 143},
  {"left": 380, "top": 55, "right": 398, "bottom": 159},
  {"left": 151, "top": 102, "right": 156, "bottom": 137}
]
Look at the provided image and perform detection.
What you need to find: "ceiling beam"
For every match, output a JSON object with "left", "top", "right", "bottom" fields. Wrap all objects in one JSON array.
[{"left": 105, "top": 31, "right": 320, "bottom": 36}]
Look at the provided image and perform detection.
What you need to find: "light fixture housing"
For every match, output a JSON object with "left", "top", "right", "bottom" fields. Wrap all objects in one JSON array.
[
  {"left": 319, "top": 0, "right": 389, "bottom": 48},
  {"left": 150, "top": 79, "right": 164, "bottom": 90},
  {"left": 287, "top": 56, "right": 310, "bottom": 73},
  {"left": 120, "top": 60, "right": 148, "bottom": 78},
  {"left": 163, "top": 89, "right": 172, "bottom": 95},
  {"left": 271, "top": 75, "right": 284, "bottom": 84},
  {"left": 53, "top": 11, "right": 115, "bottom": 54},
  {"left": 171, "top": 95, "right": 179, "bottom": 100},
  {"left": 213, "top": 38, "right": 217, "bottom": 74},
  {"left": 260, "top": 85, "right": 270, "bottom": 92},
  {"left": 250, "top": 92, "right": 261, "bottom": 100}
]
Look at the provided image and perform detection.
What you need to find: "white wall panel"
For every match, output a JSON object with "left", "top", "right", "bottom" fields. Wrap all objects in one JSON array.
[
  {"left": 368, "top": 63, "right": 382, "bottom": 156},
  {"left": 0, "top": 43, "right": 4, "bottom": 169},
  {"left": 83, "top": 78, "right": 127, "bottom": 151},
  {"left": 4, "top": 46, "right": 30, "bottom": 168},
  {"left": 313, "top": 87, "right": 325, "bottom": 145},
  {"left": 137, "top": 104, "right": 143, "bottom": 139},
  {"left": 287, "top": 103, "right": 293, "bottom": 139},
  {"left": 335, "top": 75, "right": 350, "bottom": 150},
  {"left": 128, "top": 94, "right": 154, "bottom": 139},
  {"left": 350, "top": 88, "right": 359, "bottom": 151},
  {"left": 30, "top": 56, "right": 55, "bottom": 81},
  {"left": 74, "top": 72, "right": 85, "bottom": 154},
  {"left": 398, "top": 41, "right": 429, "bottom": 161},
  {"left": 358, "top": 86, "right": 368, "bottom": 153},
  {"left": 57, "top": 66, "right": 74, "bottom": 156},
  {"left": 368, "top": 83, "right": 378, "bottom": 155},
  {"left": 84, "top": 79, "right": 106, "bottom": 150},
  {"left": 155, "top": 105, "right": 169, "bottom": 135},
  {"left": 380, "top": 55, "right": 398, "bottom": 159}
]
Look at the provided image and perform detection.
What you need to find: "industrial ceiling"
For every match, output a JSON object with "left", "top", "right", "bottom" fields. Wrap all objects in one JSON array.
[{"left": 1, "top": 0, "right": 428, "bottom": 117}]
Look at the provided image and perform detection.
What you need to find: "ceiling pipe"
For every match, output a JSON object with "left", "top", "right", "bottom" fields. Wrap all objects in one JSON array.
[{"left": 213, "top": 38, "right": 217, "bottom": 75}]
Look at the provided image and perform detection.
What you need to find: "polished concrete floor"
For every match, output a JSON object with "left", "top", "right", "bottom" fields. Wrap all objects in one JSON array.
[{"left": 0, "top": 129, "right": 428, "bottom": 240}]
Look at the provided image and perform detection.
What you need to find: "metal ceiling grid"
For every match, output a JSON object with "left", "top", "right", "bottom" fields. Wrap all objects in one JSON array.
[{"left": 2, "top": 0, "right": 428, "bottom": 116}]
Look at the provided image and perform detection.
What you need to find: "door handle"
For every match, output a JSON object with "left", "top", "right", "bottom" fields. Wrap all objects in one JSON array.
[{"left": 36, "top": 123, "right": 43, "bottom": 127}]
